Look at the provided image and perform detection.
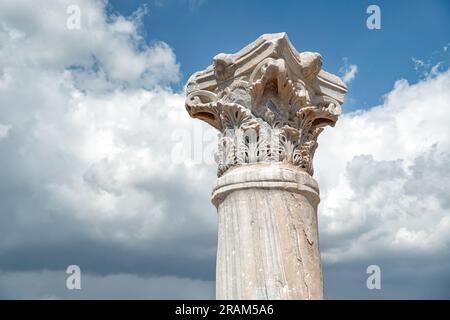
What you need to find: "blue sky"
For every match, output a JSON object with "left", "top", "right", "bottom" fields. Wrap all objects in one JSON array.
[{"left": 109, "top": 0, "right": 450, "bottom": 111}]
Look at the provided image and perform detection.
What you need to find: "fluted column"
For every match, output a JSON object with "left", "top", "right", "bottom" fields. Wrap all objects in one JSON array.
[
  {"left": 212, "top": 164, "right": 322, "bottom": 299},
  {"left": 185, "top": 33, "right": 347, "bottom": 300}
]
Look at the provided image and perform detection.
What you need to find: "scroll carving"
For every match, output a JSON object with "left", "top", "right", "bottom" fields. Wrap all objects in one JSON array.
[{"left": 185, "top": 33, "right": 347, "bottom": 176}]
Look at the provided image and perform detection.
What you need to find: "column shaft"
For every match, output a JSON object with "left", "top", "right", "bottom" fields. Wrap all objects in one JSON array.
[{"left": 212, "top": 164, "right": 323, "bottom": 299}]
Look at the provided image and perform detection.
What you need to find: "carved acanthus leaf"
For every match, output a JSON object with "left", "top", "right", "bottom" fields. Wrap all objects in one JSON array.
[
  {"left": 220, "top": 102, "right": 258, "bottom": 130},
  {"left": 185, "top": 33, "right": 347, "bottom": 176}
]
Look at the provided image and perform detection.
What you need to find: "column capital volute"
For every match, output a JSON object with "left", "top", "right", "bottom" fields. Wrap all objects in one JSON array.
[{"left": 185, "top": 33, "right": 347, "bottom": 177}]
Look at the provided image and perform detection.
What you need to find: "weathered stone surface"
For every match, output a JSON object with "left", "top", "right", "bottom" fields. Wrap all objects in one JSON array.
[
  {"left": 212, "top": 164, "right": 322, "bottom": 299},
  {"left": 185, "top": 33, "right": 346, "bottom": 299}
]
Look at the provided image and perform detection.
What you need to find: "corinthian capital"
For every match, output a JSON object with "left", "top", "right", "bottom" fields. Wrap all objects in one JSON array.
[{"left": 185, "top": 33, "right": 347, "bottom": 176}]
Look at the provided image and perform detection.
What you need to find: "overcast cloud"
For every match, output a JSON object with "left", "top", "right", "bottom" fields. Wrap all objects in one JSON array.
[{"left": 0, "top": 0, "right": 448, "bottom": 299}]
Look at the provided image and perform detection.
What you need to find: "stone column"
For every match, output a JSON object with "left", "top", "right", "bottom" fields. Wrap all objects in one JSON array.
[{"left": 185, "top": 33, "right": 347, "bottom": 300}]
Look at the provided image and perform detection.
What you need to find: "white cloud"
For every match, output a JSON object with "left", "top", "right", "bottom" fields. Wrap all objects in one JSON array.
[
  {"left": 316, "top": 69, "right": 450, "bottom": 264},
  {"left": 0, "top": 0, "right": 217, "bottom": 295},
  {"left": 0, "top": 0, "right": 214, "bottom": 243},
  {"left": 340, "top": 58, "right": 358, "bottom": 84},
  {"left": 0, "top": 0, "right": 179, "bottom": 90}
]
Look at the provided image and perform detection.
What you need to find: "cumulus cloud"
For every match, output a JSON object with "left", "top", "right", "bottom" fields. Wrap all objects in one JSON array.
[
  {"left": 315, "top": 68, "right": 450, "bottom": 298},
  {"left": 0, "top": 0, "right": 179, "bottom": 90},
  {"left": 0, "top": 0, "right": 217, "bottom": 298}
]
